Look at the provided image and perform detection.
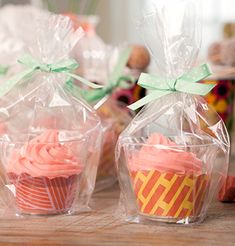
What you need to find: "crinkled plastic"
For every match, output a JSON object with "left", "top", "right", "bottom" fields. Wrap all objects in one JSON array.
[
  {"left": 0, "top": 5, "right": 49, "bottom": 66},
  {"left": 66, "top": 43, "right": 134, "bottom": 191},
  {"left": 0, "top": 5, "right": 49, "bottom": 81},
  {"left": 0, "top": 14, "right": 102, "bottom": 217},
  {"left": 78, "top": 45, "right": 135, "bottom": 191},
  {"left": 95, "top": 98, "right": 133, "bottom": 191},
  {"left": 72, "top": 15, "right": 108, "bottom": 84},
  {"left": 116, "top": 0, "right": 230, "bottom": 225}
]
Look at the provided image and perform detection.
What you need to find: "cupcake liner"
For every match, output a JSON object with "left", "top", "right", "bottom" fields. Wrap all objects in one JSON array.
[
  {"left": 9, "top": 173, "right": 79, "bottom": 215},
  {"left": 130, "top": 170, "right": 209, "bottom": 219}
]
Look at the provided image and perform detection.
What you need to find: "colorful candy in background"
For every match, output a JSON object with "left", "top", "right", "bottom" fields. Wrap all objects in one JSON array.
[{"left": 203, "top": 79, "right": 234, "bottom": 136}]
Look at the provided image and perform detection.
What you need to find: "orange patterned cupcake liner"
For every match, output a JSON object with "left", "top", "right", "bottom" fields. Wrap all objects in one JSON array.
[
  {"left": 130, "top": 170, "right": 209, "bottom": 219},
  {"left": 9, "top": 173, "right": 79, "bottom": 215}
]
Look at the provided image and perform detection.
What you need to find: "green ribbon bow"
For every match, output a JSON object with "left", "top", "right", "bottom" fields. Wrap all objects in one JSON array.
[
  {"left": 0, "top": 54, "right": 102, "bottom": 98},
  {"left": 0, "top": 65, "right": 8, "bottom": 76},
  {"left": 128, "top": 64, "right": 215, "bottom": 111},
  {"left": 66, "top": 47, "right": 134, "bottom": 103}
]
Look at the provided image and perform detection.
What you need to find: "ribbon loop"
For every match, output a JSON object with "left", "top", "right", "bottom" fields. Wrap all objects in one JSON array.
[
  {"left": 0, "top": 54, "right": 102, "bottom": 98},
  {"left": 138, "top": 73, "right": 172, "bottom": 91},
  {"left": 128, "top": 64, "right": 215, "bottom": 111}
]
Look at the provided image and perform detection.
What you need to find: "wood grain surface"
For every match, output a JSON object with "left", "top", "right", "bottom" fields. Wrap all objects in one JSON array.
[{"left": 0, "top": 186, "right": 234, "bottom": 246}]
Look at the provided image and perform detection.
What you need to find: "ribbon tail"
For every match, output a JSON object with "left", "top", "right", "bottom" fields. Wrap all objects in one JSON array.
[
  {"left": 85, "top": 89, "right": 108, "bottom": 102},
  {"left": 128, "top": 91, "right": 171, "bottom": 111},
  {"left": 178, "top": 82, "right": 216, "bottom": 95},
  {"left": 64, "top": 80, "right": 82, "bottom": 99},
  {"left": 0, "top": 68, "right": 36, "bottom": 98},
  {"left": 65, "top": 80, "right": 107, "bottom": 102},
  {"left": 66, "top": 72, "right": 103, "bottom": 89}
]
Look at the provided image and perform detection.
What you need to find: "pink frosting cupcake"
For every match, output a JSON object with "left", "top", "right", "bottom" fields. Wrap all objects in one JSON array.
[
  {"left": 7, "top": 129, "right": 82, "bottom": 215},
  {"left": 130, "top": 133, "right": 203, "bottom": 174},
  {"left": 128, "top": 133, "right": 209, "bottom": 221}
]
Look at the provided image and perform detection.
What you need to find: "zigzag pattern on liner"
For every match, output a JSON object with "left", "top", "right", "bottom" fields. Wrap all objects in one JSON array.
[{"left": 131, "top": 170, "right": 209, "bottom": 218}]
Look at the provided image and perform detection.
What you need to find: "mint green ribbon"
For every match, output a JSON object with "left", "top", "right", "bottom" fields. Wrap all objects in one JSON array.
[
  {"left": 0, "top": 54, "right": 102, "bottom": 98},
  {"left": 0, "top": 65, "right": 8, "bottom": 76},
  {"left": 128, "top": 64, "right": 215, "bottom": 110},
  {"left": 66, "top": 47, "right": 134, "bottom": 103}
]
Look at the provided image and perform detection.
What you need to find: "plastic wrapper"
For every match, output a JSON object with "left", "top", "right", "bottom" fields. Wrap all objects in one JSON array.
[
  {"left": 111, "top": 45, "right": 150, "bottom": 110},
  {"left": 0, "top": 5, "right": 50, "bottom": 183},
  {"left": 95, "top": 98, "right": 133, "bottom": 191},
  {"left": 68, "top": 46, "right": 134, "bottom": 191},
  {"left": 116, "top": 0, "right": 230, "bottom": 225},
  {"left": 0, "top": 5, "right": 49, "bottom": 65},
  {"left": 0, "top": 5, "right": 50, "bottom": 93},
  {"left": 72, "top": 15, "right": 108, "bottom": 84},
  {"left": 0, "top": 14, "right": 103, "bottom": 217},
  {"left": 94, "top": 47, "right": 135, "bottom": 191}
]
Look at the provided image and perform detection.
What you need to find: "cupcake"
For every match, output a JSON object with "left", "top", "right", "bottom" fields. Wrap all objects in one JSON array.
[
  {"left": 6, "top": 129, "right": 82, "bottom": 215},
  {"left": 127, "top": 133, "right": 209, "bottom": 222}
]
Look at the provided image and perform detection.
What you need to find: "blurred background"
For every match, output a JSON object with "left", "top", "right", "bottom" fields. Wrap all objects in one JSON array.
[
  {"left": 0, "top": 0, "right": 235, "bottom": 57},
  {"left": 0, "top": 0, "right": 235, "bottom": 138}
]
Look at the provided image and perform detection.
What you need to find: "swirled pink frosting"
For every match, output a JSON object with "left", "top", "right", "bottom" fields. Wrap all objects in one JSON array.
[
  {"left": 129, "top": 133, "right": 203, "bottom": 174},
  {"left": 7, "top": 129, "right": 82, "bottom": 179}
]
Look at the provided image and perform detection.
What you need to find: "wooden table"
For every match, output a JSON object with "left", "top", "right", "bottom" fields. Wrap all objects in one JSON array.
[{"left": 0, "top": 186, "right": 234, "bottom": 246}]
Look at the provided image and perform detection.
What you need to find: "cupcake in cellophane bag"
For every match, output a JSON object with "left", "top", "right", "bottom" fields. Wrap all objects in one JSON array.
[
  {"left": 0, "top": 14, "right": 103, "bottom": 217},
  {"left": 67, "top": 47, "right": 134, "bottom": 191},
  {"left": 116, "top": 0, "right": 230, "bottom": 225}
]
